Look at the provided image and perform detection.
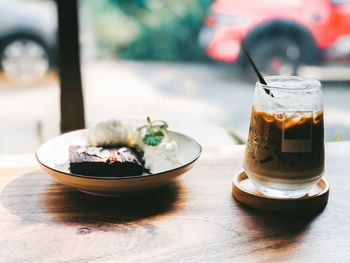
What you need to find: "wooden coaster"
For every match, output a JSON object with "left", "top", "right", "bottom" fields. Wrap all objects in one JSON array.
[{"left": 232, "top": 171, "right": 329, "bottom": 213}]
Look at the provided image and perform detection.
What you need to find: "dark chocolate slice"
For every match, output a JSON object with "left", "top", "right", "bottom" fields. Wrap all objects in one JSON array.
[{"left": 69, "top": 145, "right": 144, "bottom": 177}]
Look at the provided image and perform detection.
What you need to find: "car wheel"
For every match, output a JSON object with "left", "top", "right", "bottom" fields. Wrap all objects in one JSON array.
[
  {"left": 250, "top": 36, "right": 302, "bottom": 76},
  {"left": 0, "top": 37, "right": 50, "bottom": 83}
]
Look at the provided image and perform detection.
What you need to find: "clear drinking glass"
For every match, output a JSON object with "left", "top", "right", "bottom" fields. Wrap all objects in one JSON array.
[{"left": 243, "top": 76, "right": 324, "bottom": 198}]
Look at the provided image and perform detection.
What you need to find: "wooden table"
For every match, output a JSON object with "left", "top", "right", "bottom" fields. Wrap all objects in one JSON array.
[{"left": 1, "top": 142, "right": 350, "bottom": 262}]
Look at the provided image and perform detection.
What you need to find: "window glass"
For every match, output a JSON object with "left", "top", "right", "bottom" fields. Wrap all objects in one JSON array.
[
  {"left": 80, "top": 0, "right": 350, "bottom": 145},
  {"left": 1, "top": 0, "right": 350, "bottom": 154},
  {"left": 0, "top": 0, "right": 59, "bottom": 153}
]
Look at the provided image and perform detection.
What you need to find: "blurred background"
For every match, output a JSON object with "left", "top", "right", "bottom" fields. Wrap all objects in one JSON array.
[{"left": 1, "top": 0, "right": 350, "bottom": 153}]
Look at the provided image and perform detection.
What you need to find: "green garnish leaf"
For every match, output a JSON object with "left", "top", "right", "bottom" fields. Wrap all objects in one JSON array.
[
  {"left": 137, "top": 117, "right": 169, "bottom": 146},
  {"left": 143, "top": 131, "right": 164, "bottom": 146},
  {"left": 147, "top": 116, "right": 152, "bottom": 124}
]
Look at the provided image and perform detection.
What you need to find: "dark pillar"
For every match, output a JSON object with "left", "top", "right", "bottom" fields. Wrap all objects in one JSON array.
[{"left": 57, "top": 0, "right": 85, "bottom": 133}]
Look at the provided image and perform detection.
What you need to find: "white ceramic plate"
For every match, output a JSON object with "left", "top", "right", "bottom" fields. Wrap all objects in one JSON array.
[{"left": 36, "top": 129, "right": 201, "bottom": 196}]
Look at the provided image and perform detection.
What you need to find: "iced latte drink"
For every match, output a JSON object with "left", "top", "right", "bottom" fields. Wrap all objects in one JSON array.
[{"left": 243, "top": 76, "right": 324, "bottom": 198}]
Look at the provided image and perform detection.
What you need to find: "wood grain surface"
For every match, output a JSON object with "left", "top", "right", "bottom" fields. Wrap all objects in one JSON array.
[{"left": 1, "top": 142, "right": 350, "bottom": 262}]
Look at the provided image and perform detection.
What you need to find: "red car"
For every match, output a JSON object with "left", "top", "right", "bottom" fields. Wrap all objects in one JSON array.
[{"left": 199, "top": 0, "right": 350, "bottom": 75}]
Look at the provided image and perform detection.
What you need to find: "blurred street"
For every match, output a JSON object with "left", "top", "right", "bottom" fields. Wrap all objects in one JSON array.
[{"left": 1, "top": 60, "right": 350, "bottom": 153}]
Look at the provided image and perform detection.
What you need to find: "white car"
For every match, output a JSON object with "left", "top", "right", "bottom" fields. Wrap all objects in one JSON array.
[{"left": 0, "top": 0, "right": 57, "bottom": 82}]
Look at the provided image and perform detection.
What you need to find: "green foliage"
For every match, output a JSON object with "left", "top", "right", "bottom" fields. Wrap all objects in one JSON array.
[
  {"left": 81, "top": 0, "right": 213, "bottom": 60},
  {"left": 137, "top": 117, "right": 169, "bottom": 146},
  {"left": 222, "top": 124, "right": 246, "bottom": 145},
  {"left": 330, "top": 132, "right": 343, "bottom": 142},
  {"left": 81, "top": 0, "right": 140, "bottom": 50}
]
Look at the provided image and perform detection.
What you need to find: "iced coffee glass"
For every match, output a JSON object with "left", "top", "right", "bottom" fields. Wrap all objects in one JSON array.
[{"left": 243, "top": 76, "right": 324, "bottom": 198}]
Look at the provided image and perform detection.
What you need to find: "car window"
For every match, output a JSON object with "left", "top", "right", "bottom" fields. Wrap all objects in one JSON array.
[{"left": 331, "top": 0, "right": 350, "bottom": 4}]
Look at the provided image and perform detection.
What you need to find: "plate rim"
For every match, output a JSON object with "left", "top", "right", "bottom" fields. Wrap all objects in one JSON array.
[{"left": 36, "top": 129, "right": 202, "bottom": 180}]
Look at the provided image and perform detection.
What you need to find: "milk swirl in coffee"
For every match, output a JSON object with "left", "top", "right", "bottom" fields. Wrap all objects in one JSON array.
[{"left": 243, "top": 107, "right": 324, "bottom": 180}]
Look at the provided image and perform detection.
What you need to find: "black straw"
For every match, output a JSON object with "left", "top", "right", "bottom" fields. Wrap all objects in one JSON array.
[{"left": 242, "top": 47, "right": 274, "bottom": 97}]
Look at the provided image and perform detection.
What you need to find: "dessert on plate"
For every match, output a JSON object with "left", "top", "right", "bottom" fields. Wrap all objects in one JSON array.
[
  {"left": 69, "top": 145, "right": 144, "bottom": 177},
  {"left": 68, "top": 117, "right": 181, "bottom": 177}
]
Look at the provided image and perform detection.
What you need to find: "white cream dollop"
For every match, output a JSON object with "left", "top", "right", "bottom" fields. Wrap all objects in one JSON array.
[
  {"left": 86, "top": 119, "right": 131, "bottom": 146},
  {"left": 143, "top": 139, "right": 181, "bottom": 173}
]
